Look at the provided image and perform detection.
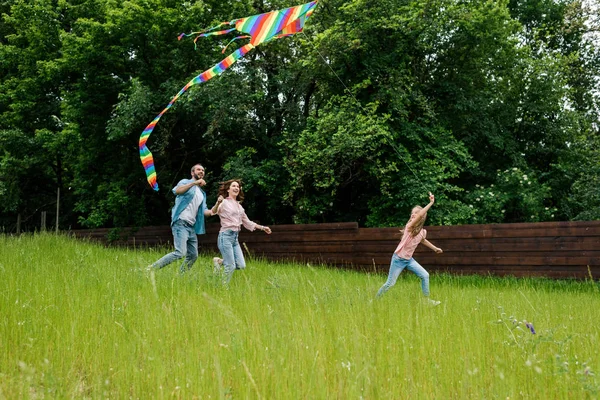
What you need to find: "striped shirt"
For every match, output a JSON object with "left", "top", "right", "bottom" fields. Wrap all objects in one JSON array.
[
  {"left": 394, "top": 229, "right": 427, "bottom": 259},
  {"left": 216, "top": 198, "right": 257, "bottom": 233}
]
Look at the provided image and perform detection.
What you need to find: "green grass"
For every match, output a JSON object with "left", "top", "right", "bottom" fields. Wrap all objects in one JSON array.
[{"left": 1, "top": 233, "right": 599, "bottom": 399}]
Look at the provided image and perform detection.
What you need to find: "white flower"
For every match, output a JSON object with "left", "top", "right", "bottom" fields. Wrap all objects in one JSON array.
[
  {"left": 488, "top": 192, "right": 494, "bottom": 196},
  {"left": 490, "top": 184, "right": 494, "bottom": 187},
  {"left": 501, "top": 210, "right": 505, "bottom": 213},
  {"left": 329, "top": 202, "right": 333, "bottom": 206},
  {"left": 528, "top": 181, "right": 531, "bottom": 185},
  {"left": 523, "top": 175, "right": 528, "bottom": 180},
  {"left": 476, "top": 198, "right": 480, "bottom": 201},
  {"left": 545, "top": 207, "right": 549, "bottom": 210},
  {"left": 475, "top": 184, "right": 480, "bottom": 188},
  {"left": 469, "top": 204, "right": 473, "bottom": 208},
  {"left": 513, "top": 167, "right": 518, "bottom": 171},
  {"left": 551, "top": 214, "right": 554, "bottom": 217}
]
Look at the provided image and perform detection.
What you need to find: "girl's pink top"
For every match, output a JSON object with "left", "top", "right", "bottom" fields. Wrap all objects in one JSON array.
[
  {"left": 394, "top": 229, "right": 427, "bottom": 259},
  {"left": 216, "top": 198, "right": 257, "bottom": 233}
]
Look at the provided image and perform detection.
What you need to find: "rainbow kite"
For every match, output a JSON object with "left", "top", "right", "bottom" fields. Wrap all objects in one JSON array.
[{"left": 139, "top": 1, "right": 319, "bottom": 190}]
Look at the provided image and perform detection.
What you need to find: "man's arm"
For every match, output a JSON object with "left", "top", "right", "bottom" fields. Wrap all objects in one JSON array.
[{"left": 174, "top": 179, "right": 206, "bottom": 195}]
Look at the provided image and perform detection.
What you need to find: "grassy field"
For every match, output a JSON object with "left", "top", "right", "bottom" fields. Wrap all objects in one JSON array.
[{"left": 1, "top": 233, "right": 599, "bottom": 399}]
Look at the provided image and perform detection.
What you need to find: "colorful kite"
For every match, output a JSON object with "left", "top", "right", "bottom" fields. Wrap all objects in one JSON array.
[{"left": 139, "top": 1, "right": 319, "bottom": 190}]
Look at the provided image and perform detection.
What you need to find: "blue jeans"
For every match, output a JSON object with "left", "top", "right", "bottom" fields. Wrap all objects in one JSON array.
[
  {"left": 377, "top": 254, "right": 430, "bottom": 297},
  {"left": 151, "top": 219, "right": 198, "bottom": 273},
  {"left": 217, "top": 229, "right": 246, "bottom": 284}
]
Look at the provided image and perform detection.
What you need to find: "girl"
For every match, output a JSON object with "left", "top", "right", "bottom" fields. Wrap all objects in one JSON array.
[
  {"left": 211, "top": 179, "right": 271, "bottom": 284},
  {"left": 376, "top": 193, "right": 443, "bottom": 304}
]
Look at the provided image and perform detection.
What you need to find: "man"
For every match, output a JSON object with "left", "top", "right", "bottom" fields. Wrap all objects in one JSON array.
[{"left": 148, "top": 164, "right": 219, "bottom": 273}]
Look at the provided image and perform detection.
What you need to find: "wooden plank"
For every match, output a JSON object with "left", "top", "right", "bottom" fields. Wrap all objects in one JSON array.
[
  {"left": 201, "top": 222, "right": 358, "bottom": 233},
  {"left": 262, "top": 222, "right": 359, "bottom": 231},
  {"left": 92, "top": 225, "right": 600, "bottom": 244},
  {"left": 241, "top": 237, "right": 600, "bottom": 252},
  {"left": 234, "top": 239, "right": 600, "bottom": 254},
  {"left": 251, "top": 253, "right": 600, "bottom": 267},
  {"left": 383, "top": 255, "right": 600, "bottom": 266},
  {"left": 239, "top": 241, "right": 600, "bottom": 257},
  {"left": 424, "top": 220, "right": 600, "bottom": 231},
  {"left": 355, "top": 227, "right": 600, "bottom": 240},
  {"left": 235, "top": 230, "right": 361, "bottom": 243}
]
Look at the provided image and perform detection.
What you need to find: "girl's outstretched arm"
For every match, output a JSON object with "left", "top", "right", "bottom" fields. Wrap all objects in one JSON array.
[
  {"left": 405, "top": 193, "right": 435, "bottom": 231},
  {"left": 422, "top": 239, "right": 443, "bottom": 253}
]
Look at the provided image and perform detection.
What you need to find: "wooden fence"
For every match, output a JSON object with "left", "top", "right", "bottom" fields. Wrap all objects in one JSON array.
[{"left": 69, "top": 220, "right": 600, "bottom": 279}]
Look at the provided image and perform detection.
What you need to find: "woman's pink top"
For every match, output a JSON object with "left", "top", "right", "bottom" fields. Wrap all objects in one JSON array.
[
  {"left": 216, "top": 198, "right": 257, "bottom": 233},
  {"left": 394, "top": 229, "right": 427, "bottom": 259}
]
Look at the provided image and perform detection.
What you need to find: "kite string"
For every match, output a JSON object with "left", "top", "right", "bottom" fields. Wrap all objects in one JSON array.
[{"left": 301, "top": 31, "right": 429, "bottom": 193}]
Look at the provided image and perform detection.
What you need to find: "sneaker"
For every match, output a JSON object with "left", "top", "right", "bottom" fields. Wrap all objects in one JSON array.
[
  {"left": 426, "top": 298, "right": 441, "bottom": 306},
  {"left": 212, "top": 257, "right": 222, "bottom": 273}
]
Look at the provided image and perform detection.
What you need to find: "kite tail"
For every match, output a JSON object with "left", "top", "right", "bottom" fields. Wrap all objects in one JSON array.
[
  {"left": 177, "top": 21, "right": 233, "bottom": 40},
  {"left": 222, "top": 35, "right": 251, "bottom": 53},
  {"left": 139, "top": 43, "right": 255, "bottom": 191}
]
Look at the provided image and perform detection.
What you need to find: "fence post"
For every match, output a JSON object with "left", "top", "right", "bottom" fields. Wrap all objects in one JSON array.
[
  {"left": 41, "top": 211, "right": 47, "bottom": 232},
  {"left": 56, "top": 186, "right": 60, "bottom": 233}
]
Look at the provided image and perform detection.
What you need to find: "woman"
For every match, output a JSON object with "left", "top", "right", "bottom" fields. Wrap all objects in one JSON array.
[
  {"left": 376, "top": 192, "right": 443, "bottom": 305},
  {"left": 211, "top": 179, "right": 271, "bottom": 284}
]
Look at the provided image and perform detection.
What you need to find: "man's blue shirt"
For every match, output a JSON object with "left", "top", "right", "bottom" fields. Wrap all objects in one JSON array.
[{"left": 170, "top": 179, "right": 208, "bottom": 235}]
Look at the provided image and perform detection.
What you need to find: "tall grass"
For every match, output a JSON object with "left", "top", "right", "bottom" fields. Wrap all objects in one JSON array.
[{"left": 1, "top": 233, "right": 599, "bottom": 398}]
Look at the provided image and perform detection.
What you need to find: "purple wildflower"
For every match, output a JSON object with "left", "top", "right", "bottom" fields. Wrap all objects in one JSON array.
[{"left": 525, "top": 322, "right": 536, "bottom": 334}]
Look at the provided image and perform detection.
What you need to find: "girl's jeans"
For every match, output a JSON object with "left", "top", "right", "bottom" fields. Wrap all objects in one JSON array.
[
  {"left": 151, "top": 219, "right": 198, "bottom": 273},
  {"left": 217, "top": 229, "right": 246, "bottom": 284},
  {"left": 376, "top": 254, "right": 430, "bottom": 297}
]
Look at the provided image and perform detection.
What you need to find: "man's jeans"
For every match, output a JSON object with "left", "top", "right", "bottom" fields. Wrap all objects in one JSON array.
[
  {"left": 217, "top": 229, "right": 246, "bottom": 284},
  {"left": 151, "top": 219, "right": 198, "bottom": 273},
  {"left": 376, "top": 254, "right": 430, "bottom": 297}
]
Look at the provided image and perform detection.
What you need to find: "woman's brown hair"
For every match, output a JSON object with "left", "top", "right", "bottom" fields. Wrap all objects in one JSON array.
[{"left": 218, "top": 179, "right": 245, "bottom": 203}]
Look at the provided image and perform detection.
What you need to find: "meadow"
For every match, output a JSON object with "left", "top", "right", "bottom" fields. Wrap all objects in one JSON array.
[{"left": 1, "top": 233, "right": 599, "bottom": 399}]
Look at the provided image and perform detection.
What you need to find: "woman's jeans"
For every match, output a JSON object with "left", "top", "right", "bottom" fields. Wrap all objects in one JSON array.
[
  {"left": 217, "top": 229, "right": 246, "bottom": 284},
  {"left": 376, "top": 254, "right": 430, "bottom": 297},
  {"left": 151, "top": 219, "right": 198, "bottom": 273}
]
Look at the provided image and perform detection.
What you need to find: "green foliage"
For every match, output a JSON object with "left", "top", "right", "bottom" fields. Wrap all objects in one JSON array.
[
  {"left": 554, "top": 129, "right": 600, "bottom": 221},
  {"left": 464, "top": 167, "right": 557, "bottom": 224},
  {"left": 0, "top": 0, "right": 598, "bottom": 230}
]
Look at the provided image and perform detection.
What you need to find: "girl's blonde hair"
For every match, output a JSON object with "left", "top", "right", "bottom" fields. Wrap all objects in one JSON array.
[{"left": 403, "top": 206, "right": 427, "bottom": 238}]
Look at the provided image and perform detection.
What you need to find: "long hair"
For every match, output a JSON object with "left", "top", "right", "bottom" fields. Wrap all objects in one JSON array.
[
  {"left": 218, "top": 179, "right": 245, "bottom": 203},
  {"left": 402, "top": 206, "right": 427, "bottom": 238}
]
